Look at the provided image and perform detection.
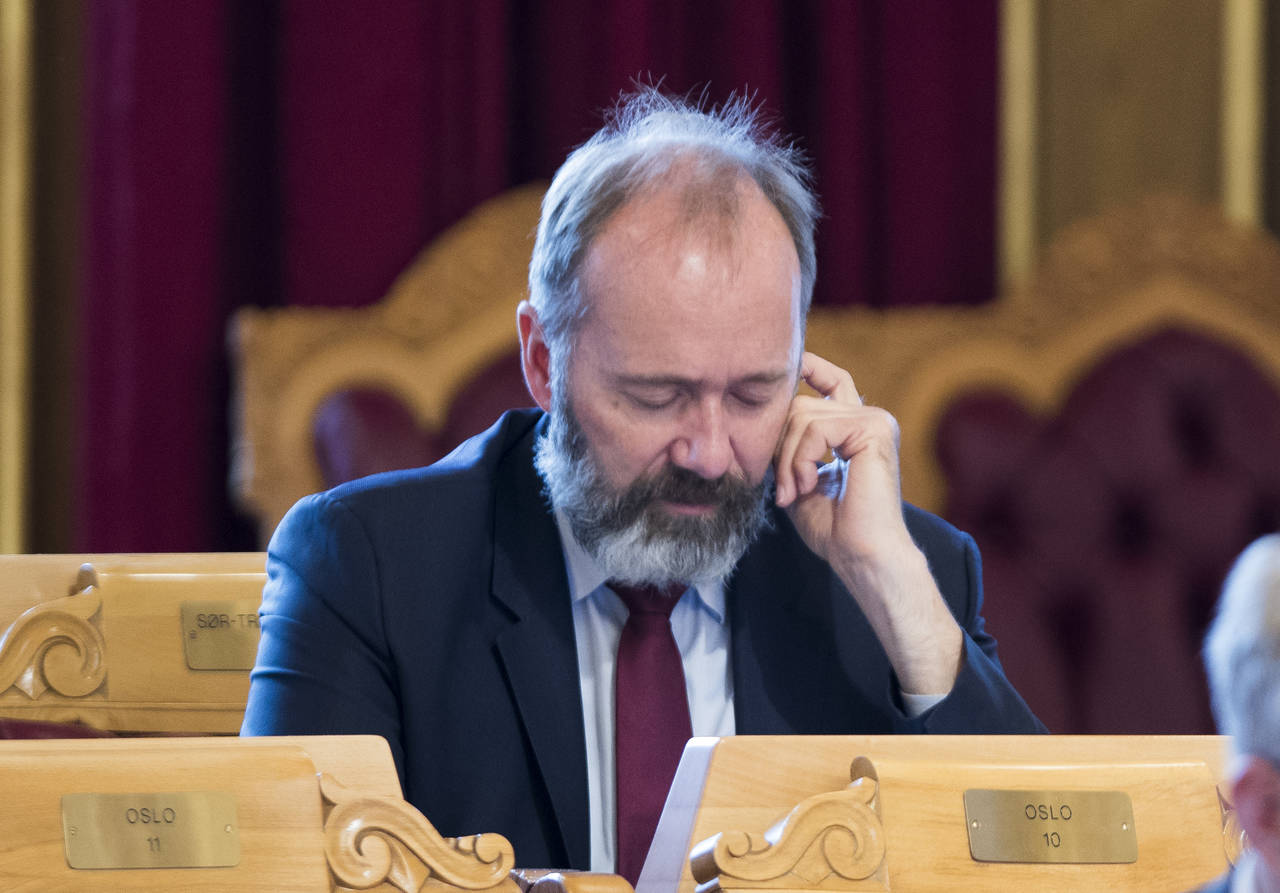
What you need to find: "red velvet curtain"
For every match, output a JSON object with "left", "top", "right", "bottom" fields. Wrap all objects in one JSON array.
[{"left": 78, "top": 0, "right": 998, "bottom": 551}]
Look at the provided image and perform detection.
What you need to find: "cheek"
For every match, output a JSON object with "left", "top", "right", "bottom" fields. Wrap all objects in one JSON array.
[
  {"left": 571, "top": 395, "right": 671, "bottom": 482},
  {"left": 735, "top": 435, "right": 779, "bottom": 483},
  {"left": 734, "top": 405, "right": 791, "bottom": 480}
]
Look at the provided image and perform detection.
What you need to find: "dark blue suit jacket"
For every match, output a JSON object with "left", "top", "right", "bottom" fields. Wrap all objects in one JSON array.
[{"left": 242, "top": 409, "right": 1043, "bottom": 868}]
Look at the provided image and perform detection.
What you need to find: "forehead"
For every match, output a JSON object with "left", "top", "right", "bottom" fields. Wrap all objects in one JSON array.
[{"left": 576, "top": 177, "right": 802, "bottom": 363}]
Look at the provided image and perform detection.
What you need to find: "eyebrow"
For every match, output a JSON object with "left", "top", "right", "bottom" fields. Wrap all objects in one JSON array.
[{"left": 613, "top": 370, "right": 792, "bottom": 390}]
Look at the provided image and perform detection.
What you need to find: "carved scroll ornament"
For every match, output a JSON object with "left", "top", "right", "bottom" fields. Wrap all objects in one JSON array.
[
  {"left": 689, "top": 757, "right": 887, "bottom": 893},
  {"left": 321, "top": 774, "right": 520, "bottom": 893},
  {"left": 0, "top": 587, "right": 105, "bottom": 700}
]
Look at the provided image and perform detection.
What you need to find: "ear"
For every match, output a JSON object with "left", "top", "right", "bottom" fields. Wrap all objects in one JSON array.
[
  {"left": 1232, "top": 756, "right": 1280, "bottom": 873},
  {"left": 517, "top": 300, "right": 553, "bottom": 413}
]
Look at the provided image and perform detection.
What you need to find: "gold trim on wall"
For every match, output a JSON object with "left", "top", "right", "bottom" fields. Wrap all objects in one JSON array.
[
  {"left": 0, "top": 0, "right": 34, "bottom": 553},
  {"left": 1222, "top": 0, "right": 1264, "bottom": 225},
  {"left": 999, "top": 0, "right": 1039, "bottom": 289},
  {"left": 1008, "top": 0, "right": 1254, "bottom": 275}
]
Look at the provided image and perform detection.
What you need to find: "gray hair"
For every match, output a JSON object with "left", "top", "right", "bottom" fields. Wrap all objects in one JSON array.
[
  {"left": 527, "top": 88, "right": 819, "bottom": 367},
  {"left": 1204, "top": 534, "right": 1280, "bottom": 764}
]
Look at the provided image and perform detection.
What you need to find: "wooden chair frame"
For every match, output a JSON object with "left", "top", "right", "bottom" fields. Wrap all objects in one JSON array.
[
  {"left": 229, "top": 184, "right": 547, "bottom": 539},
  {"left": 0, "top": 553, "right": 265, "bottom": 733},
  {"left": 230, "top": 190, "right": 1280, "bottom": 536}
]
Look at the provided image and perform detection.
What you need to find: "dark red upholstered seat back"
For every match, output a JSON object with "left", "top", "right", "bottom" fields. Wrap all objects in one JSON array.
[
  {"left": 312, "top": 351, "right": 529, "bottom": 484},
  {"left": 939, "top": 327, "right": 1280, "bottom": 733}
]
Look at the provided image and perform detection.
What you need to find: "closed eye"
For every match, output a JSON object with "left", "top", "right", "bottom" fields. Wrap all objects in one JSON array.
[
  {"left": 730, "top": 384, "right": 783, "bottom": 409},
  {"left": 626, "top": 389, "right": 682, "bottom": 411},
  {"left": 617, "top": 373, "right": 788, "bottom": 412}
]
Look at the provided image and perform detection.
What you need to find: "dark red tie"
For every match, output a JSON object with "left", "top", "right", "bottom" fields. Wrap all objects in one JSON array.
[{"left": 612, "top": 581, "right": 692, "bottom": 887}]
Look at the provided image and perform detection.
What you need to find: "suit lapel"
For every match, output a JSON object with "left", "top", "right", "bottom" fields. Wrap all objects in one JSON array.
[
  {"left": 490, "top": 419, "right": 591, "bottom": 868},
  {"left": 729, "top": 517, "right": 812, "bottom": 734},
  {"left": 732, "top": 511, "right": 839, "bottom": 731}
]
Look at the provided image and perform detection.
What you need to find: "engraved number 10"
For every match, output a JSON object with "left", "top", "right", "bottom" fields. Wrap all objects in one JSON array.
[{"left": 1043, "top": 832, "right": 1061, "bottom": 848}]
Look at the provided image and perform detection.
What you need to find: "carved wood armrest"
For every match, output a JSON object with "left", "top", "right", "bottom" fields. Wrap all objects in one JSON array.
[
  {"left": 0, "top": 585, "right": 105, "bottom": 700},
  {"left": 321, "top": 773, "right": 520, "bottom": 893},
  {"left": 689, "top": 757, "right": 887, "bottom": 893}
]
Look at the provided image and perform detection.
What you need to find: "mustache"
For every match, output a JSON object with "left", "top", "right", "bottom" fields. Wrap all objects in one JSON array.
[
  {"left": 641, "top": 464, "right": 754, "bottom": 505},
  {"left": 610, "top": 463, "right": 769, "bottom": 534}
]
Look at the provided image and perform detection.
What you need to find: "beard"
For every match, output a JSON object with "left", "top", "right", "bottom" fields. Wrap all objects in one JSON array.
[{"left": 533, "top": 394, "right": 772, "bottom": 588}]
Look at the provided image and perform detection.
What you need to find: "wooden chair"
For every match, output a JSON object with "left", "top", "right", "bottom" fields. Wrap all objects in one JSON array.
[
  {"left": 0, "top": 553, "right": 265, "bottom": 734},
  {"left": 229, "top": 189, "right": 1280, "bottom": 734},
  {"left": 229, "top": 184, "right": 546, "bottom": 541}
]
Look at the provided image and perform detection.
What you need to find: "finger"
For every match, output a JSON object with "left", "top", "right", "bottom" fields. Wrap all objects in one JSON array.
[
  {"left": 800, "top": 351, "right": 861, "bottom": 404},
  {"left": 774, "top": 408, "right": 798, "bottom": 507},
  {"left": 774, "top": 403, "right": 849, "bottom": 504},
  {"left": 773, "top": 399, "right": 807, "bottom": 506},
  {"left": 775, "top": 398, "right": 842, "bottom": 505},
  {"left": 788, "top": 426, "right": 829, "bottom": 498}
]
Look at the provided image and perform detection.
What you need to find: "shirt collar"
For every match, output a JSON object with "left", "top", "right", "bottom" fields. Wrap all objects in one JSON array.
[{"left": 553, "top": 508, "right": 727, "bottom": 624}]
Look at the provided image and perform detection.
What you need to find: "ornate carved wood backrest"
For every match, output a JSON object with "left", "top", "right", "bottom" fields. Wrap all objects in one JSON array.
[
  {"left": 0, "top": 552, "right": 266, "bottom": 734},
  {"left": 229, "top": 183, "right": 548, "bottom": 541},
  {"left": 807, "top": 196, "right": 1280, "bottom": 511}
]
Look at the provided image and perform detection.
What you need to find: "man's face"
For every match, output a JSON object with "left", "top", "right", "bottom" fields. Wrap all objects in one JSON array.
[{"left": 535, "top": 178, "right": 803, "bottom": 585}]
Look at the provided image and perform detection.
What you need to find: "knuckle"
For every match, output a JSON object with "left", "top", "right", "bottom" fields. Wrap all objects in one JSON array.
[{"left": 867, "top": 406, "right": 897, "bottom": 431}]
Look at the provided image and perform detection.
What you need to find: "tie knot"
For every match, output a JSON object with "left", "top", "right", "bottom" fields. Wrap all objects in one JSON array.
[{"left": 609, "top": 581, "right": 686, "bottom": 618}]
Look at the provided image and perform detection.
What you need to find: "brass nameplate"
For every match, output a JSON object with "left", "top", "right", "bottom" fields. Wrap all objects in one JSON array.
[
  {"left": 181, "top": 600, "right": 261, "bottom": 669},
  {"left": 62, "top": 791, "right": 240, "bottom": 869},
  {"left": 964, "top": 789, "right": 1137, "bottom": 863}
]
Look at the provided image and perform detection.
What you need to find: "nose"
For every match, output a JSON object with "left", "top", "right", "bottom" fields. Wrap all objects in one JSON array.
[{"left": 670, "top": 398, "right": 733, "bottom": 480}]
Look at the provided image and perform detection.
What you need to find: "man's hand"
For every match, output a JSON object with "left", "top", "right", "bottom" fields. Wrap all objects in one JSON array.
[{"left": 774, "top": 352, "right": 963, "bottom": 696}]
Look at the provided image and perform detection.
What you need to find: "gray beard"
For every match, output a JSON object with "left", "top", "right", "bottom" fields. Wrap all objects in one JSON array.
[{"left": 533, "top": 398, "right": 771, "bottom": 588}]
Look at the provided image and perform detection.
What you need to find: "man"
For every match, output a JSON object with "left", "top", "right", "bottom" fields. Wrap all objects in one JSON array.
[
  {"left": 1195, "top": 535, "right": 1280, "bottom": 893},
  {"left": 241, "top": 90, "right": 1042, "bottom": 880}
]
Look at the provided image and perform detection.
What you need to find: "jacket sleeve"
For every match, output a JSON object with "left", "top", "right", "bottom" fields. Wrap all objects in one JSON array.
[
  {"left": 903, "top": 525, "right": 1047, "bottom": 734},
  {"left": 240, "top": 491, "right": 406, "bottom": 773}
]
